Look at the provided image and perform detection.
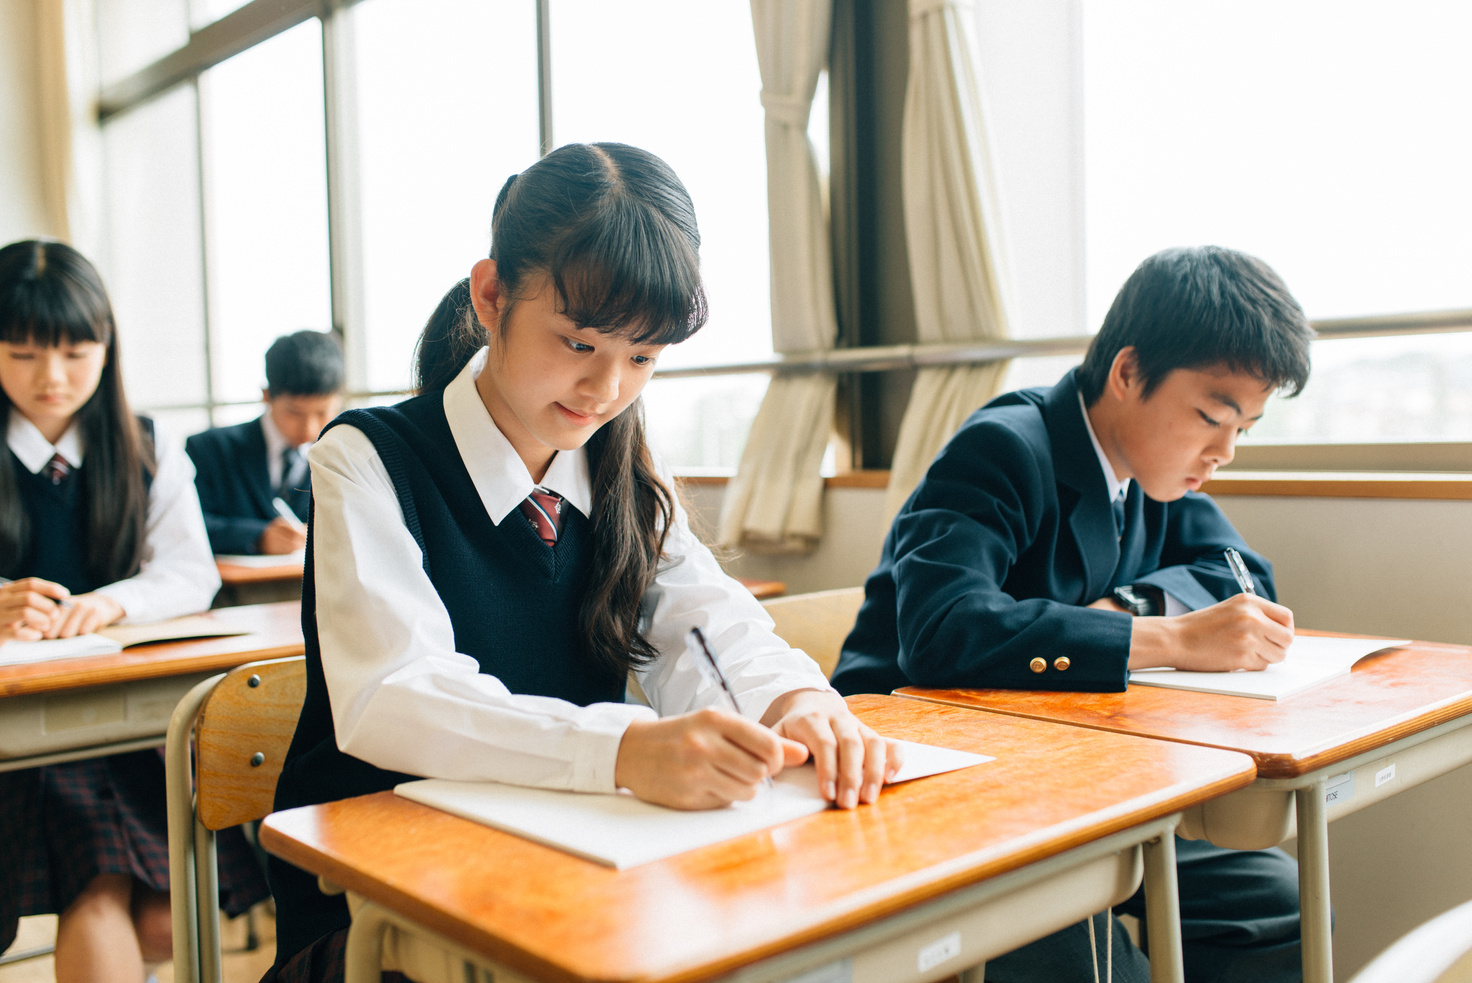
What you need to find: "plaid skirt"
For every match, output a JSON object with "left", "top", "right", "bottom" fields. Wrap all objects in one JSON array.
[{"left": 0, "top": 748, "right": 271, "bottom": 952}]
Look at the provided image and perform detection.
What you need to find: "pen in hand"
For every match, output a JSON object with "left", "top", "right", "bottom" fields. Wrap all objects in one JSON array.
[
  {"left": 688, "top": 626, "right": 773, "bottom": 790},
  {"left": 272, "top": 496, "right": 306, "bottom": 533},
  {"left": 1223, "top": 547, "right": 1257, "bottom": 596},
  {"left": 0, "top": 575, "right": 74, "bottom": 609}
]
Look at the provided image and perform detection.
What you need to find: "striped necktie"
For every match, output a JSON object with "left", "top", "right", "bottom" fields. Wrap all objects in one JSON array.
[
  {"left": 278, "top": 447, "right": 303, "bottom": 500},
  {"left": 519, "top": 490, "right": 563, "bottom": 547},
  {"left": 43, "top": 453, "right": 71, "bottom": 485}
]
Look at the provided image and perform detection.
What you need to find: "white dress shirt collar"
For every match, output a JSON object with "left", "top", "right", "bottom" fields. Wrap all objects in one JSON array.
[
  {"left": 7, "top": 409, "right": 83, "bottom": 472},
  {"left": 442, "top": 347, "right": 592, "bottom": 525},
  {"left": 1076, "top": 388, "right": 1130, "bottom": 505}
]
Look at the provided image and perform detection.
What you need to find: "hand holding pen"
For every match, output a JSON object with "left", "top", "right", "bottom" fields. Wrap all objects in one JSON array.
[{"left": 0, "top": 575, "right": 77, "bottom": 642}]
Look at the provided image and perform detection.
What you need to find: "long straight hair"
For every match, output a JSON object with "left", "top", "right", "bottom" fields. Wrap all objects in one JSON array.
[
  {"left": 414, "top": 143, "right": 707, "bottom": 679},
  {"left": 0, "top": 240, "right": 153, "bottom": 585}
]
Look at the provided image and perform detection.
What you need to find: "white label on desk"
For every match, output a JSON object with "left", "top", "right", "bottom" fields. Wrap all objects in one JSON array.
[
  {"left": 1324, "top": 771, "right": 1355, "bottom": 805},
  {"left": 1375, "top": 763, "right": 1397, "bottom": 787},
  {"left": 780, "top": 959, "right": 851, "bottom": 983},
  {"left": 917, "top": 931, "right": 962, "bottom": 973}
]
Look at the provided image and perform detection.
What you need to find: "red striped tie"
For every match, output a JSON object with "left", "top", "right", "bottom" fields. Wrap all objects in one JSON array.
[
  {"left": 518, "top": 491, "right": 563, "bottom": 546},
  {"left": 43, "top": 453, "right": 71, "bottom": 485}
]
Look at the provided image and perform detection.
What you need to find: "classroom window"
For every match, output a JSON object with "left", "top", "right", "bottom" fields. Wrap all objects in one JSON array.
[
  {"left": 1083, "top": 0, "right": 1472, "bottom": 447},
  {"left": 100, "top": 84, "right": 209, "bottom": 413},
  {"left": 352, "top": 0, "right": 540, "bottom": 393},
  {"left": 200, "top": 18, "right": 332, "bottom": 404}
]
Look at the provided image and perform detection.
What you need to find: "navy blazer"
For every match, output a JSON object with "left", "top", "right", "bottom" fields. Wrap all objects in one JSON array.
[
  {"left": 831, "top": 369, "right": 1274, "bottom": 696},
  {"left": 185, "top": 418, "right": 311, "bottom": 555}
]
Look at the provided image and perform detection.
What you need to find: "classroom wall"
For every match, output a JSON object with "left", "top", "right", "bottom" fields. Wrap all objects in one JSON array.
[
  {"left": 0, "top": 2, "right": 54, "bottom": 245},
  {"left": 689, "top": 481, "right": 1472, "bottom": 979}
]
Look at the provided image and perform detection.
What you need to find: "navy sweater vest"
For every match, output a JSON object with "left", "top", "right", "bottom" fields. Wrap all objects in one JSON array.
[
  {"left": 5, "top": 418, "right": 154, "bottom": 593},
  {"left": 270, "top": 393, "right": 624, "bottom": 962}
]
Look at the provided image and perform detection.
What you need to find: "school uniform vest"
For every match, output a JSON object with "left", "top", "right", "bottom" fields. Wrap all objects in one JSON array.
[
  {"left": 270, "top": 393, "right": 624, "bottom": 963},
  {"left": 5, "top": 419, "right": 154, "bottom": 593}
]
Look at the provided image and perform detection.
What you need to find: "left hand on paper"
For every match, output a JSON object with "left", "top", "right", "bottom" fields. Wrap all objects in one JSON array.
[{"left": 763, "top": 689, "right": 905, "bottom": 810}]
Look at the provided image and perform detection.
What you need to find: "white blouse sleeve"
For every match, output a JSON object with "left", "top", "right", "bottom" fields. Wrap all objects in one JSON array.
[
  {"left": 633, "top": 459, "right": 835, "bottom": 720},
  {"left": 95, "top": 425, "right": 221, "bottom": 622},
  {"left": 310, "top": 424, "right": 656, "bottom": 794}
]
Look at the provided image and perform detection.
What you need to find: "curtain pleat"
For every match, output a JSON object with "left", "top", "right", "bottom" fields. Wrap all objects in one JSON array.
[
  {"left": 886, "top": 0, "right": 1015, "bottom": 518},
  {"left": 33, "top": 0, "right": 101, "bottom": 252},
  {"left": 718, "top": 0, "right": 838, "bottom": 553}
]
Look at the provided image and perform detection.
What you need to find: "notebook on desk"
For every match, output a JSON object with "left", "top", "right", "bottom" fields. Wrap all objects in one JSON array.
[
  {"left": 0, "top": 614, "right": 254, "bottom": 666},
  {"left": 1129, "top": 634, "right": 1410, "bottom": 700},
  {"left": 396, "top": 739, "right": 992, "bottom": 869}
]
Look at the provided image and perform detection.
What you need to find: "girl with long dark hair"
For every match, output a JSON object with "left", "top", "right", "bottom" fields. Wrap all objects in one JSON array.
[
  {"left": 266, "top": 143, "right": 901, "bottom": 981},
  {"left": 0, "top": 239, "right": 264, "bottom": 982}
]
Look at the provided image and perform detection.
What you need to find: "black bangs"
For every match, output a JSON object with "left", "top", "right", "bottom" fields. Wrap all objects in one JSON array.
[
  {"left": 0, "top": 241, "right": 113, "bottom": 349},
  {"left": 548, "top": 195, "right": 708, "bottom": 346}
]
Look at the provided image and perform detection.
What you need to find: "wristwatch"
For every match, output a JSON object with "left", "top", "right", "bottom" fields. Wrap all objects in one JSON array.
[{"left": 1112, "top": 584, "right": 1166, "bottom": 617}]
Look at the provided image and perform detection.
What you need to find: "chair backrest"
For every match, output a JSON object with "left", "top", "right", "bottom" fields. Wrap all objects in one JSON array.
[
  {"left": 194, "top": 656, "right": 306, "bottom": 831},
  {"left": 760, "top": 587, "right": 866, "bottom": 678},
  {"left": 1349, "top": 896, "right": 1472, "bottom": 983}
]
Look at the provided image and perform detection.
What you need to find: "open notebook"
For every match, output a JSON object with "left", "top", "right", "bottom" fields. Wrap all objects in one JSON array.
[
  {"left": 1129, "top": 634, "right": 1410, "bottom": 700},
  {"left": 396, "top": 739, "right": 992, "bottom": 869},
  {"left": 0, "top": 614, "right": 253, "bottom": 668}
]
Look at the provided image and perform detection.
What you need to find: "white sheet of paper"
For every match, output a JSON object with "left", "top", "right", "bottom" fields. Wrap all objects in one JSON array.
[
  {"left": 1128, "top": 635, "right": 1410, "bottom": 700},
  {"left": 0, "top": 633, "right": 123, "bottom": 667},
  {"left": 395, "top": 738, "right": 992, "bottom": 869},
  {"left": 214, "top": 550, "right": 306, "bottom": 568}
]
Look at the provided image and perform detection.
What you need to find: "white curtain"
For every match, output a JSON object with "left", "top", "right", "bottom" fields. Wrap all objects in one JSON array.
[
  {"left": 718, "top": 0, "right": 838, "bottom": 553},
  {"left": 33, "top": 0, "right": 102, "bottom": 253},
  {"left": 886, "top": 0, "right": 1015, "bottom": 518}
]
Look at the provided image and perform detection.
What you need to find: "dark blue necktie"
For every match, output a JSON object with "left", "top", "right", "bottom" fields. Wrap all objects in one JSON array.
[{"left": 1112, "top": 492, "right": 1126, "bottom": 540}]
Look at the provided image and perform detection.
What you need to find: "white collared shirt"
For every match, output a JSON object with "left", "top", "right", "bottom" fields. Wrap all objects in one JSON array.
[
  {"left": 6, "top": 410, "right": 221, "bottom": 622},
  {"left": 1076, "top": 389, "right": 1130, "bottom": 510},
  {"left": 308, "top": 347, "right": 833, "bottom": 794},
  {"left": 260, "top": 410, "right": 311, "bottom": 491}
]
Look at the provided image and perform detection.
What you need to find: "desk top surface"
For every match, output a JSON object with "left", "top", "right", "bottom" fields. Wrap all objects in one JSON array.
[
  {"left": 898, "top": 632, "right": 1472, "bottom": 779},
  {"left": 0, "top": 601, "right": 304, "bottom": 699},
  {"left": 216, "top": 559, "right": 304, "bottom": 585},
  {"left": 260, "top": 694, "right": 1253, "bottom": 983}
]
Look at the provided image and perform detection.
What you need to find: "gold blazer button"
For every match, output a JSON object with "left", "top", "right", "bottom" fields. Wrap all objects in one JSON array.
[
  {"left": 1029, "top": 657, "right": 1047, "bottom": 673},
  {"left": 1054, "top": 657, "right": 1071, "bottom": 671}
]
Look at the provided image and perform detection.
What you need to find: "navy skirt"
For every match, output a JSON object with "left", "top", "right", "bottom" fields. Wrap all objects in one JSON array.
[{"left": 0, "top": 748, "right": 270, "bottom": 952}]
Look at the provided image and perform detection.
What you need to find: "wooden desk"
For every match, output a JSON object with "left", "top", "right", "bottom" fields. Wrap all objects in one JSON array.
[
  {"left": 737, "top": 577, "right": 787, "bottom": 600},
  {"left": 0, "top": 601, "right": 304, "bottom": 772},
  {"left": 261, "top": 695, "right": 1256, "bottom": 983},
  {"left": 215, "top": 558, "right": 304, "bottom": 607},
  {"left": 898, "top": 632, "right": 1472, "bottom": 983}
]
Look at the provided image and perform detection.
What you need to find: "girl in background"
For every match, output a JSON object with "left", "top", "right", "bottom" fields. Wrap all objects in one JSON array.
[
  {"left": 0, "top": 239, "right": 264, "bottom": 983},
  {"left": 266, "top": 143, "right": 900, "bottom": 981}
]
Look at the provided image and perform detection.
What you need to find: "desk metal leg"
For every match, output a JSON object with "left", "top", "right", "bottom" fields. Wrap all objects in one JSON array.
[
  {"left": 1142, "top": 831, "right": 1183, "bottom": 983},
  {"left": 345, "top": 901, "right": 392, "bottom": 983},
  {"left": 1296, "top": 782, "right": 1332, "bottom": 983}
]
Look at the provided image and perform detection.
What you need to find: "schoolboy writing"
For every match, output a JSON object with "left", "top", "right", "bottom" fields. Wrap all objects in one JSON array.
[
  {"left": 264, "top": 143, "right": 901, "bottom": 983},
  {"left": 832, "top": 246, "right": 1314, "bottom": 983},
  {"left": 187, "top": 329, "right": 345, "bottom": 555},
  {"left": 0, "top": 240, "right": 263, "bottom": 983}
]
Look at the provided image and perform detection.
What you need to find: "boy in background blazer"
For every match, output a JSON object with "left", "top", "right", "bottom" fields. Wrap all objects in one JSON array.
[
  {"left": 186, "top": 330, "right": 344, "bottom": 555},
  {"left": 833, "top": 246, "right": 1315, "bottom": 983}
]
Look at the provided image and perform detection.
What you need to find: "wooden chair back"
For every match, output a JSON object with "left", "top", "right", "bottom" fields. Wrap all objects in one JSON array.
[
  {"left": 760, "top": 587, "right": 866, "bottom": 678},
  {"left": 194, "top": 656, "right": 306, "bottom": 830}
]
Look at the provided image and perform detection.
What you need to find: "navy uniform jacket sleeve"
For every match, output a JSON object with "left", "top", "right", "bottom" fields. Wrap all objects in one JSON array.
[
  {"left": 1131, "top": 498, "right": 1275, "bottom": 608},
  {"left": 888, "top": 417, "right": 1135, "bottom": 693},
  {"left": 186, "top": 428, "right": 272, "bottom": 555}
]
